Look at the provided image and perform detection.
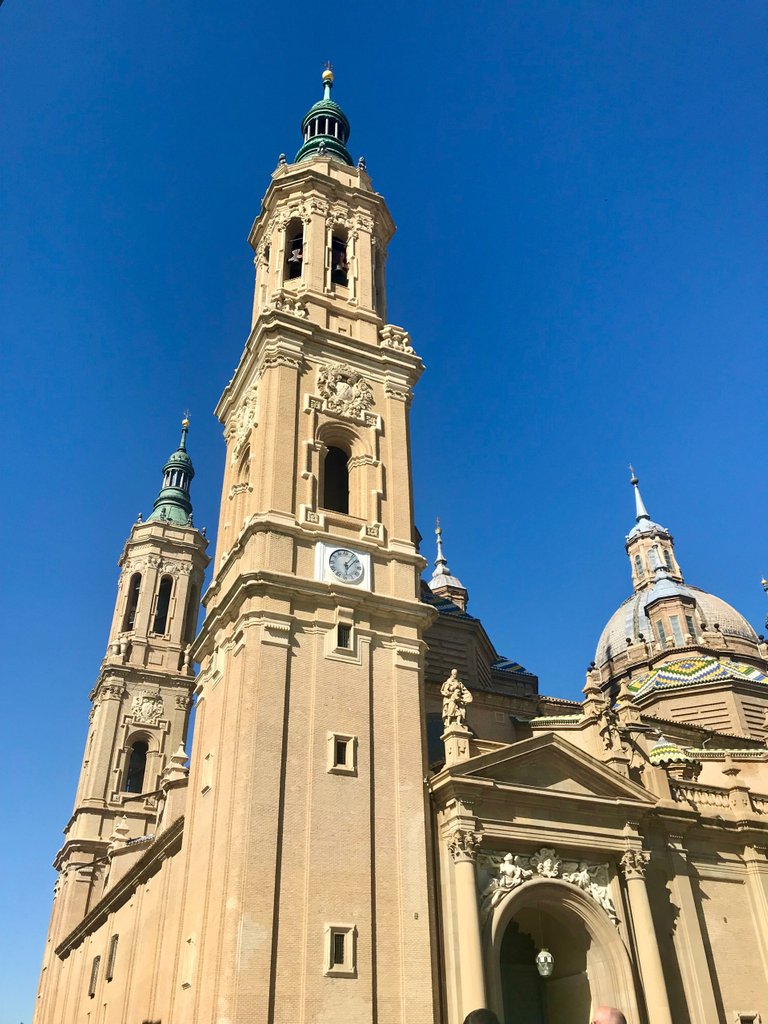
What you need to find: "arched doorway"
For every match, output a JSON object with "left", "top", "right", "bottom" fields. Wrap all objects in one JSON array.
[
  {"left": 487, "top": 879, "right": 640, "bottom": 1024},
  {"left": 498, "top": 907, "right": 591, "bottom": 1023}
]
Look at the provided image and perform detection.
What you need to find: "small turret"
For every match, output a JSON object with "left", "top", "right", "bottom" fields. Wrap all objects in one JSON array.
[
  {"left": 625, "top": 467, "right": 682, "bottom": 591},
  {"left": 148, "top": 418, "right": 196, "bottom": 526},
  {"left": 295, "top": 64, "right": 353, "bottom": 165},
  {"left": 428, "top": 518, "right": 468, "bottom": 611}
]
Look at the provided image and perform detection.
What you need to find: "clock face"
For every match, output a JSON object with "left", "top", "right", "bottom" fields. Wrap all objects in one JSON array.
[{"left": 328, "top": 548, "right": 364, "bottom": 583}]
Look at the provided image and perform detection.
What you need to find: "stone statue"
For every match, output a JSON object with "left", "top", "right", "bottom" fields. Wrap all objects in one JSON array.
[
  {"left": 482, "top": 853, "right": 533, "bottom": 907},
  {"left": 441, "top": 669, "right": 473, "bottom": 728}
]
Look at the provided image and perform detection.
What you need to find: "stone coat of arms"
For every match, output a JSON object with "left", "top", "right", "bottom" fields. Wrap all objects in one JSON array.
[
  {"left": 317, "top": 362, "right": 374, "bottom": 419},
  {"left": 131, "top": 692, "right": 164, "bottom": 725}
]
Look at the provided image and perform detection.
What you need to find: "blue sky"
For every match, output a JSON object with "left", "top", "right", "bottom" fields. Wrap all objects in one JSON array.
[{"left": 1, "top": 1, "right": 766, "bottom": 1019}]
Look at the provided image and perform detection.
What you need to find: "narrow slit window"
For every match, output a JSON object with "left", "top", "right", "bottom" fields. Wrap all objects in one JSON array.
[
  {"left": 123, "top": 573, "right": 142, "bottom": 631},
  {"left": 685, "top": 615, "right": 697, "bottom": 640},
  {"left": 153, "top": 575, "right": 173, "bottom": 634},
  {"left": 664, "top": 548, "right": 673, "bottom": 570},
  {"left": 106, "top": 935, "right": 119, "bottom": 981},
  {"left": 334, "top": 738, "right": 348, "bottom": 766},
  {"left": 633, "top": 554, "right": 643, "bottom": 577},
  {"left": 332, "top": 932, "right": 345, "bottom": 966},
  {"left": 124, "top": 741, "right": 148, "bottom": 793},
  {"left": 88, "top": 956, "right": 100, "bottom": 998}
]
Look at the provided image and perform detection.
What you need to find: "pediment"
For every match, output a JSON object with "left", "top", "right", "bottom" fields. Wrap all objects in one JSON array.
[{"left": 449, "top": 733, "right": 654, "bottom": 805}]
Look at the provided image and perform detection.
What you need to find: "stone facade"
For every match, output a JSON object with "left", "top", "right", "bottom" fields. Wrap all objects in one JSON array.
[{"left": 33, "top": 76, "right": 768, "bottom": 1024}]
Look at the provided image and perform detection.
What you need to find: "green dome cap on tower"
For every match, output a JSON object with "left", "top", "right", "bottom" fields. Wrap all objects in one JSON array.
[
  {"left": 147, "top": 418, "right": 196, "bottom": 526},
  {"left": 295, "top": 65, "right": 353, "bottom": 166}
]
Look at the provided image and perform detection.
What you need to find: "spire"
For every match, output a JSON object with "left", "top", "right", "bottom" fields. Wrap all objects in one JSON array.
[
  {"left": 625, "top": 466, "right": 671, "bottom": 541},
  {"left": 629, "top": 465, "right": 650, "bottom": 522},
  {"left": 428, "top": 518, "right": 468, "bottom": 610},
  {"left": 295, "top": 65, "right": 353, "bottom": 166},
  {"left": 147, "top": 417, "right": 196, "bottom": 527},
  {"left": 433, "top": 517, "right": 450, "bottom": 577}
]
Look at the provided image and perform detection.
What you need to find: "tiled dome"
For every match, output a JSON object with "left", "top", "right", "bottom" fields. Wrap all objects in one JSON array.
[{"left": 595, "top": 585, "right": 757, "bottom": 667}]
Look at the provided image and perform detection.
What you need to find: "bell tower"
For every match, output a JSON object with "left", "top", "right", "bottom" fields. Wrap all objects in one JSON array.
[
  {"left": 44, "top": 420, "right": 209, "bottom": 949},
  {"left": 178, "top": 70, "right": 438, "bottom": 1022}
]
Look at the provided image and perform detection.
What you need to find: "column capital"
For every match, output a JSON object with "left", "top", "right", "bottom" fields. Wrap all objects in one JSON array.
[
  {"left": 621, "top": 848, "right": 650, "bottom": 881},
  {"left": 447, "top": 827, "right": 482, "bottom": 863}
]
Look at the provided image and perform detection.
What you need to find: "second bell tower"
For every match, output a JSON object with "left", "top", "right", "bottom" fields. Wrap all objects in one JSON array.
[{"left": 177, "top": 70, "right": 438, "bottom": 1022}]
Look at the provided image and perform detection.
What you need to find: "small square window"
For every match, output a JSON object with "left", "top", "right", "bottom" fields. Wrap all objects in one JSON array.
[
  {"left": 327, "top": 733, "right": 357, "bottom": 775},
  {"left": 337, "top": 623, "right": 352, "bottom": 649},
  {"left": 325, "top": 924, "right": 356, "bottom": 977}
]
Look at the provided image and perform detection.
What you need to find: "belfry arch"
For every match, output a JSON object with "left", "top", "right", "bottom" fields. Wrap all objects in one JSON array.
[{"left": 486, "top": 878, "right": 641, "bottom": 1024}]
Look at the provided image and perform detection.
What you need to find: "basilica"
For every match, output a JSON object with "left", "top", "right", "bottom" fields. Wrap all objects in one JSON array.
[{"left": 33, "top": 70, "right": 768, "bottom": 1024}]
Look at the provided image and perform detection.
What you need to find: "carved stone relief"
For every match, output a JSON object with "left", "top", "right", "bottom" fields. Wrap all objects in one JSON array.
[
  {"left": 620, "top": 848, "right": 650, "bottom": 881},
  {"left": 317, "top": 362, "right": 374, "bottom": 419},
  {"left": 379, "top": 325, "right": 414, "bottom": 353},
  {"left": 479, "top": 847, "right": 619, "bottom": 923},
  {"left": 226, "top": 382, "right": 258, "bottom": 464},
  {"left": 447, "top": 827, "right": 482, "bottom": 863},
  {"left": 131, "top": 691, "right": 164, "bottom": 725},
  {"left": 267, "top": 292, "right": 308, "bottom": 319}
]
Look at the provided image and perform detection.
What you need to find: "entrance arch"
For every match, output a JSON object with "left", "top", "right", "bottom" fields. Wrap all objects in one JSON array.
[{"left": 486, "top": 878, "right": 640, "bottom": 1024}]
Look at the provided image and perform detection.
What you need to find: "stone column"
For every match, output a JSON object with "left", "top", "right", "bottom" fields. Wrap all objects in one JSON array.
[
  {"left": 620, "top": 849, "right": 673, "bottom": 1024},
  {"left": 448, "top": 826, "right": 487, "bottom": 1018},
  {"left": 743, "top": 845, "right": 768, "bottom": 979},
  {"left": 665, "top": 834, "right": 720, "bottom": 1024}
]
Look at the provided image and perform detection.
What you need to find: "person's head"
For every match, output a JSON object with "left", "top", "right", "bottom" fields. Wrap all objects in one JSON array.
[
  {"left": 463, "top": 1011, "right": 501, "bottom": 1024},
  {"left": 592, "top": 1007, "right": 627, "bottom": 1024}
]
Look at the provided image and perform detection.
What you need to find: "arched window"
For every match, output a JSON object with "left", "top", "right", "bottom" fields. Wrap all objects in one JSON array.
[
  {"left": 331, "top": 232, "right": 349, "bottom": 287},
  {"left": 122, "top": 573, "right": 141, "bottom": 631},
  {"left": 152, "top": 575, "right": 173, "bottom": 634},
  {"left": 183, "top": 584, "right": 199, "bottom": 645},
  {"left": 663, "top": 548, "right": 673, "bottom": 570},
  {"left": 285, "top": 219, "right": 304, "bottom": 280},
  {"left": 124, "top": 741, "right": 148, "bottom": 793},
  {"left": 237, "top": 446, "right": 250, "bottom": 483},
  {"left": 322, "top": 447, "right": 349, "bottom": 514},
  {"left": 633, "top": 554, "right": 643, "bottom": 577}
]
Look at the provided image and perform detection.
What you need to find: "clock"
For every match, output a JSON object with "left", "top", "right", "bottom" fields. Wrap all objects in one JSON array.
[{"left": 328, "top": 548, "right": 364, "bottom": 583}]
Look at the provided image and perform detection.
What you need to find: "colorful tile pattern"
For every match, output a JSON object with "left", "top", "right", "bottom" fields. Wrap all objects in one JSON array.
[{"left": 630, "top": 656, "right": 767, "bottom": 697}]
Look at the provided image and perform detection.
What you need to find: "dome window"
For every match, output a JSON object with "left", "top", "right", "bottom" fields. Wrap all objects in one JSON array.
[
  {"left": 686, "top": 614, "right": 697, "bottom": 640},
  {"left": 663, "top": 548, "right": 673, "bottom": 571},
  {"left": 634, "top": 554, "right": 643, "bottom": 577},
  {"left": 669, "top": 614, "right": 684, "bottom": 647}
]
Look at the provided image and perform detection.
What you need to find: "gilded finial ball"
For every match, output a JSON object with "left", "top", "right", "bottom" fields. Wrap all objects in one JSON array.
[
  {"left": 182, "top": 417, "right": 190, "bottom": 429},
  {"left": 322, "top": 67, "right": 334, "bottom": 85}
]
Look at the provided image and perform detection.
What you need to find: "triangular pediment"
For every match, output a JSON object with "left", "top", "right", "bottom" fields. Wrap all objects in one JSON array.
[{"left": 447, "top": 733, "right": 654, "bottom": 805}]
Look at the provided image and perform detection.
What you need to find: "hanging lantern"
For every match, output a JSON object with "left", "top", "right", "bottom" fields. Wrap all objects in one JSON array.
[{"left": 535, "top": 947, "right": 554, "bottom": 978}]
